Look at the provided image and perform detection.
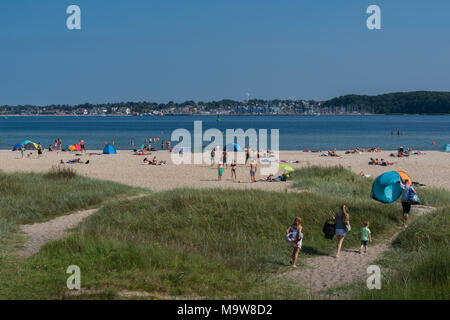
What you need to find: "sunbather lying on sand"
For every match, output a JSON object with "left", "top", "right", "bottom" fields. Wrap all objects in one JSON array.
[
  {"left": 328, "top": 149, "right": 341, "bottom": 157},
  {"left": 61, "top": 158, "right": 88, "bottom": 164},
  {"left": 257, "top": 174, "right": 287, "bottom": 182},
  {"left": 359, "top": 171, "right": 372, "bottom": 178},
  {"left": 378, "top": 159, "right": 396, "bottom": 166}
]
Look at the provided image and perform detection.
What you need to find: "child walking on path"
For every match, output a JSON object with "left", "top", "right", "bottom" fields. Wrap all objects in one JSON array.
[
  {"left": 285, "top": 217, "right": 303, "bottom": 268},
  {"left": 359, "top": 221, "right": 372, "bottom": 254}
]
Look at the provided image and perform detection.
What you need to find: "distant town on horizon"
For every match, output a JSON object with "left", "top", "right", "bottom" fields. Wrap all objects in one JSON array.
[{"left": 1, "top": 91, "right": 449, "bottom": 116}]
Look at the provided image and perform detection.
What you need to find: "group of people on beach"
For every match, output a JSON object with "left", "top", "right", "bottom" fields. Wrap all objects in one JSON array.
[
  {"left": 392, "top": 145, "right": 424, "bottom": 157},
  {"left": 212, "top": 148, "right": 274, "bottom": 183},
  {"left": 19, "top": 142, "right": 44, "bottom": 159},
  {"left": 368, "top": 158, "right": 396, "bottom": 166},
  {"left": 345, "top": 147, "right": 382, "bottom": 154},
  {"left": 143, "top": 156, "right": 166, "bottom": 166}
]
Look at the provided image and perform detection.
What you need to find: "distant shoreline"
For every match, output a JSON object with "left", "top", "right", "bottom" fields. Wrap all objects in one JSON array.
[{"left": 1, "top": 113, "right": 449, "bottom": 117}]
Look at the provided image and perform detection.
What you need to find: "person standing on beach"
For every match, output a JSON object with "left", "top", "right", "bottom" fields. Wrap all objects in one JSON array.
[
  {"left": 245, "top": 148, "right": 250, "bottom": 164},
  {"left": 250, "top": 160, "right": 257, "bottom": 183},
  {"left": 231, "top": 160, "right": 237, "bottom": 181},
  {"left": 21, "top": 146, "right": 25, "bottom": 159},
  {"left": 399, "top": 178, "right": 416, "bottom": 228},
  {"left": 333, "top": 205, "right": 350, "bottom": 258},
  {"left": 217, "top": 162, "right": 223, "bottom": 181},
  {"left": 285, "top": 217, "right": 303, "bottom": 268},
  {"left": 57, "top": 138, "right": 62, "bottom": 152},
  {"left": 37, "top": 142, "right": 43, "bottom": 158},
  {"left": 210, "top": 148, "right": 216, "bottom": 167},
  {"left": 223, "top": 149, "right": 228, "bottom": 168},
  {"left": 79, "top": 139, "right": 86, "bottom": 153}
]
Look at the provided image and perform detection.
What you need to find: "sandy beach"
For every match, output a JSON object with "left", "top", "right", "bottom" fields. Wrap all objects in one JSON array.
[{"left": 0, "top": 150, "right": 449, "bottom": 191}]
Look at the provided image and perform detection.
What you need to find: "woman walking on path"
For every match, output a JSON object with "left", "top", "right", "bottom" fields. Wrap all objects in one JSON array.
[
  {"left": 333, "top": 205, "right": 350, "bottom": 258},
  {"left": 286, "top": 217, "right": 303, "bottom": 268}
]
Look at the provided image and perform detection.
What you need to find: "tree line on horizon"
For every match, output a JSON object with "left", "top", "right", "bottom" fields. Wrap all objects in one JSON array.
[
  {"left": 323, "top": 91, "right": 450, "bottom": 114},
  {"left": 1, "top": 91, "right": 449, "bottom": 114}
]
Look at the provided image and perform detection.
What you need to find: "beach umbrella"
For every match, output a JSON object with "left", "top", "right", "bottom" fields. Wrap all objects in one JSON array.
[
  {"left": 21, "top": 141, "right": 38, "bottom": 150},
  {"left": 279, "top": 164, "right": 294, "bottom": 172},
  {"left": 67, "top": 144, "right": 82, "bottom": 151},
  {"left": 443, "top": 144, "right": 450, "bottom": 152}
]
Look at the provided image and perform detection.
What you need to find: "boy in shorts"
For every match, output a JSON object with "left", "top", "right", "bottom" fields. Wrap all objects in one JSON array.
[{"left": 359, "top": 221, "right": 372, "bottom": 254}]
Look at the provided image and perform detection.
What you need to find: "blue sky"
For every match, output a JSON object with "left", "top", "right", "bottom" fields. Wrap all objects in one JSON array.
[{"left": 0, "top": 0, "right": 449, "bottom": 105}]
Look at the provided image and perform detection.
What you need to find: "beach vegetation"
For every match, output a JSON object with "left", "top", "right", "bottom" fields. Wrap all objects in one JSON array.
[
  {"left": 353, "top": 206, "right": 449, "bottom": 300},
  {"left": 0, "top": 167, "right": 448, "bottom": 299},
  {"left": 0, "top": 172, "right": 144, "bottom": 252}
]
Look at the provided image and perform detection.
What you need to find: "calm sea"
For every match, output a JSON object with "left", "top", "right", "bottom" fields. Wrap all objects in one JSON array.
[{"left": 0, "top": 115, "right": 449, "bottom": 151}]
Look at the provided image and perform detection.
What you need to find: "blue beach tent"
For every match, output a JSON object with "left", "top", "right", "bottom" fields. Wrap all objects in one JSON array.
[
  {"left": 371, "top": 171, "right": 402, "bottom": 204},
  {"left": 12, "top": 143, "right": 23, "bottom": 151},
  {"left": 443, "top": 144, "right": 450, "bottom": 152},
  {"left": 103, "top": 144, "right": 117, "bottom": 154}
]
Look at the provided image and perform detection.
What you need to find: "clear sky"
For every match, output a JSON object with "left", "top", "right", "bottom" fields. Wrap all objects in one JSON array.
[{"left": 1, "top": 0, "right": 449, "bottom": 105}]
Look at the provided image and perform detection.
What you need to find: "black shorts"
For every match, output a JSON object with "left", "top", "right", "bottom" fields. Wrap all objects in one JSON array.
[{"left": 402, "top": 201, "right": 411, "bottom": 214}]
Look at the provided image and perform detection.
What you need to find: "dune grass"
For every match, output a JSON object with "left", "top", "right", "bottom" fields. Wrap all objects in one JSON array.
[
  {"left": 0, "top": 166, "right": 447, "bottom": 299},
  {"left": 291, "top": 165, "right": 450, "bottom": 207},
  {"left": 0, "top": 171, "right": 145, "bottom": 252},
  {"left": 0, "top": 184, "right": 403, "bottom": 299}
]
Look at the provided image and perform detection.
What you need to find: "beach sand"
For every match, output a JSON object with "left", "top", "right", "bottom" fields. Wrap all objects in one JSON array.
[{"left": 0, "top": 150, "right": 448, "bottom": 191}]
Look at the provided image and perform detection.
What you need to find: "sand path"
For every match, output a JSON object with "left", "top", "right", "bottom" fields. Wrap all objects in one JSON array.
[
  {"left": 15, "top": 195, "right": 146, "bottom": 258},
  {"left": 281, "top": 205, "right": 436, "bottom": 295}
]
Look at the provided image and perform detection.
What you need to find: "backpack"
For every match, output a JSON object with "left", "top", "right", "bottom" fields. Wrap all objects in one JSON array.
[{"left": 323, "top": 220, "right": 335, "bottom": 239}]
